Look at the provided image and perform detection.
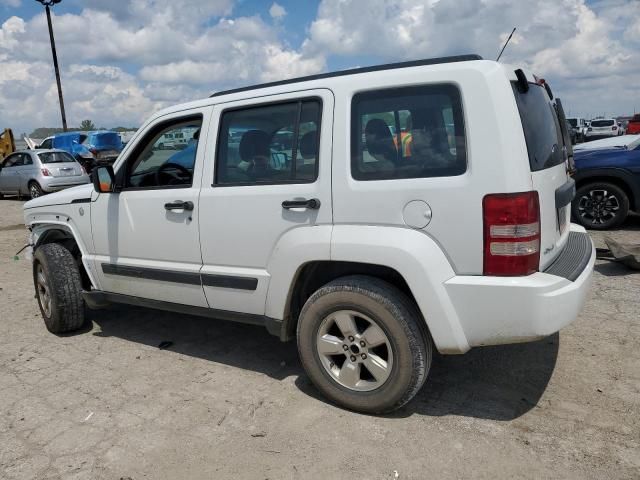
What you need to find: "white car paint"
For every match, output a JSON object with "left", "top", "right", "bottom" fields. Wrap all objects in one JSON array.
[
  {"left": 573, "top": 134, "right": 640, "bottom": 151},
  {"left": 23, "top": 58, "right": 593, "bottom": 354},
  {"left": 585, "top": 118, "right": 619, "bottom": 139}
]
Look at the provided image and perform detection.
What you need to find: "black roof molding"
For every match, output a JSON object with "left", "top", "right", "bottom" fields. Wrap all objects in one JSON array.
[{"left": 210, "top": 54, "right": 483, "bottom": 98}]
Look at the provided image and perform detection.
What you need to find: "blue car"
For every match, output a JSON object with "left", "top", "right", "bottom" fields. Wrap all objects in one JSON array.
[
  {"left": 572, "top": 135, "right": 640, "bottom": 229},
  {"left": 38, "top": 132, "right": 95, "bottom": 172},
  {"left": 84, "top": 131, "right": 123, "bottom": 166}
]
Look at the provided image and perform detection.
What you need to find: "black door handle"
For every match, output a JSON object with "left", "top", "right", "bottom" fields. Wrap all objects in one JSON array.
[
  {"left": 164, "top": 200, "right": 194, "bottom": 211},
  {"left": 282, "top": 198, "right": 321, "bottom": 210}
]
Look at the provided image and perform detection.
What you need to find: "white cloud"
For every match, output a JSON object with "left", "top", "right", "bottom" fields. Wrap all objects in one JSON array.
[
  {"left": 0, "top": 3, "right": 325, "bottom": 133},
  {"left": 269, "top": 2, "right": 286, "bottom": 20},
  {"left": 1, "top": 0, "right": 639, "bottom": 134},
  {"left": 0, "top": 0, "right": 21, "bottom": 8},
  {"left": 302, "top": 0, "right": 640, "bottom": 117}
]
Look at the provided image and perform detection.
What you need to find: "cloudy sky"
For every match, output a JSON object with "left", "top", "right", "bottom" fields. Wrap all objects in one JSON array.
[{"left": 0, "top": 0, "right": 638, "bottom": 135}]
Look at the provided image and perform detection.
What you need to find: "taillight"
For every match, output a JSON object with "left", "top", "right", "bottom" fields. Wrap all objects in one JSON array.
[
  {"left": 483, "top": 192, "right": 540, "bottom": 276},
  {"left": 612, "top": 126, "right": 617, "bottom": 131},
  {"left": 41, "top": 168, "right": 51, "bottom": 176}
]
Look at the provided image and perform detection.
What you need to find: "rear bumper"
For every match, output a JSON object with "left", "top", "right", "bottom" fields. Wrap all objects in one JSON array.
[
  {"left": 443, "top": 224, "right": 594, "bottom": 349},
  {"left": 584, "top": 132, "right": 617, "bottom": 139},
  {"left": 41, "top": 176, "right": 90, "bottom": 192}
]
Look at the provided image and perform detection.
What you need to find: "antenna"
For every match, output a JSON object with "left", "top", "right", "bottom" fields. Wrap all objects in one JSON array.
[{"left": 496, "top": 27, "right": 516, "bottom": 62}]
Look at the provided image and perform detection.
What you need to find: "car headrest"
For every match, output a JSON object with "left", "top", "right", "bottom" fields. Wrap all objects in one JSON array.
[
  {"left": 365, "top": 119, "right": 396, "bottom": 162},
  {"left": 239, "top": 130, "right": 270, "bottom": 161},
  {"left": 299, "top": 131, "right": 317, "bottom": 159}
]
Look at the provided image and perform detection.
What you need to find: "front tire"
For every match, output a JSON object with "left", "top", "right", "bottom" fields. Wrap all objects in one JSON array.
[
  {"left": 572, "top": 182, "right": 629, "bottom": 230},
  {"left": 297, "top": 275, "right": 432, "bottom": 414},
  {"left": 33, "top": 243, "right": 85, "bottom": 334}
]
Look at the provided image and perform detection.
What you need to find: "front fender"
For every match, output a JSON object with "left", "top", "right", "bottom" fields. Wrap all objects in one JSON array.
[
  {"left": 573, "top": 167, "right": 640, "bottom": 210},
  {"left": 24, "top": 202, "right": 99, "bottom": 289}
]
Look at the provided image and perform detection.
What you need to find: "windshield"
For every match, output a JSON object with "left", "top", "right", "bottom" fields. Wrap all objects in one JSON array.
[
  {"left": 567, "top": 118, "right": 577, "bottom": 127},
  {"left": 512, "top": 83, "right": 564, "bottom": 172},
  {"left": 38, "top": 151, "right": 76, "bottom": 164},
  {"left": 591, "top": 120, "right": 615, "bottom": 127}
]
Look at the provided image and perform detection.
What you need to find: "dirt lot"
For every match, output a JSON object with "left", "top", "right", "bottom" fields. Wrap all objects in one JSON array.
[{"left": 1, "top": 198, "right": 639, "bottom": 479}]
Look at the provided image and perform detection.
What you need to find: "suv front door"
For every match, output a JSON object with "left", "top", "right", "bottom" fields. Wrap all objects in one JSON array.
[
  {"left": 89, "top": 109, "right": 212, "bottom": 307},
  {"left": 198, "top": 90, "right": 334, "bottom": 316}
]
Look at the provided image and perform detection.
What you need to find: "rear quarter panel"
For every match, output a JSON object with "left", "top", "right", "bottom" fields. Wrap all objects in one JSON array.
[{"left": 330, "top": 60, "right": 533, "bottom": 275}]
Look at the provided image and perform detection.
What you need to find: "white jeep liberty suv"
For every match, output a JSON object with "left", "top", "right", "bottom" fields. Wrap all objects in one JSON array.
[{"left": 24, "top": 55, "right": 594, "bottom": 414}]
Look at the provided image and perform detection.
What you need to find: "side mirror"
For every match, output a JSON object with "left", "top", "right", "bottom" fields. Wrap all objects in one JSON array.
[{"left": 91, "top": 165, "right": 116, "bottom": 193}]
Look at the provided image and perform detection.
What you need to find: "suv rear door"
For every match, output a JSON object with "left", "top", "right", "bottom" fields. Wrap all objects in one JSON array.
[
  {"left": 512, "top": 81, "right": 572, "bottom": 270},
  {"left": 198, "top": 89, "right": 334, "bottom": 316}
]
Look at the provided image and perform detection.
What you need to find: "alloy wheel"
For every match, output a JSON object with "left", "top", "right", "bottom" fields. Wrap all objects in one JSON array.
[
  {"left": 36, "top": 264, "right": 52, "bottom": 317},
  {"left": 577, "top": 189, "right": 620, "bottom": 225},
  {"left": 316, "top": 310, "right": 393, "bottom": 392}
]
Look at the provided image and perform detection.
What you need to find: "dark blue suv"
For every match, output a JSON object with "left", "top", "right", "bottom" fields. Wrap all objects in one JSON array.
[{"left": 572, "top": 136, "right": 640, "bottom": 229}]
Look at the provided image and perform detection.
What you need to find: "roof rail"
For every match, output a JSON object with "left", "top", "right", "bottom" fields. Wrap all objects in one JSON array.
[{"left": 209, "top": 54, "right": 483, "bottom": 98}]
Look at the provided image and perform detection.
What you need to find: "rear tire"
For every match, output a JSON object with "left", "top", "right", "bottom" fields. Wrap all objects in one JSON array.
[
  {"left": 572, "top": 182, "right": 629, "bottom": 230},
  {"left": 33, "top": 243, "right": 85, "bottom": 334},
  {"left": 297, "top": 275, "right": 432, "bottom": 414},
  {"left": 29, "top": 181, "right": 43, "bottom": 199}
]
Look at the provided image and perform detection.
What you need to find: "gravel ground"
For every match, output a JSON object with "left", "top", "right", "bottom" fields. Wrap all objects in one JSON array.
[{"left": 1, "top": 198, "right": 639, "bottom": 479}]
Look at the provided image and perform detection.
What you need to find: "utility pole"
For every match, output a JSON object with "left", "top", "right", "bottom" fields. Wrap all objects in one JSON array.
[{"left": 36, "top": 0, "right": 67, "bottom": 131}]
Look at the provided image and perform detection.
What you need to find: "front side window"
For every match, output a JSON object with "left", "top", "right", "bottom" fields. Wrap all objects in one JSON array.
[
  {"left": 39, "top": 138, "right": 53, "bottom": 149},
  {"left": 2, "top": 154, "right": 20, "bottom": 168},
  {"left": 125, "top": 117, "right": 202, "bottom": 189},
  {"left": 351, "top": 85, "right": 466, "bottom": 181},
  {"left": 215, "top": 99, "right": 322, "bottom": 185}
]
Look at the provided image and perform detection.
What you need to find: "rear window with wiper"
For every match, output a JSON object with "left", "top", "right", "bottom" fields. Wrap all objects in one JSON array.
[
  {"left": 38, "top": 151, "right": 76, "bottom": 164},
  {"left": 591, "top": 120, "right": 615, "bottom": 127},
  {"left": 512, "top": 83, "right": 564, "bottom": 172}
]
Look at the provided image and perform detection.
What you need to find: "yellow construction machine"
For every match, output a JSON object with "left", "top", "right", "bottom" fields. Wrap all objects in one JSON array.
[{"left": 0, "top": 128, "right": 16, "bottom": 160}]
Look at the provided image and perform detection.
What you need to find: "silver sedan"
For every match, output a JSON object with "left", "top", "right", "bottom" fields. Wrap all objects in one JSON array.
[{"left": 0, "top": 149, "right": 90, "bottom": 199}]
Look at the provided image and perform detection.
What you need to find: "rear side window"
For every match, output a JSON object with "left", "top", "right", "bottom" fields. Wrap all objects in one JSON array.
[
  {"left": 215, "top": 99, "right": 321, "bottom": 185},
  {"left": 351, "top": 85, "right": 467, "bottom": 181},
  {"left": 512, "top": 83, "right": 564, "bottom": 172}
]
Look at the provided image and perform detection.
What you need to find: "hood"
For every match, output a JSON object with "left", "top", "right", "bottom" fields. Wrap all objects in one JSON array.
[
  {"left": 24, "top": 183, "right": 94, "bottom": 210},
  {"left": 574, "top": 148, "right": 621, "bottom": 158}
]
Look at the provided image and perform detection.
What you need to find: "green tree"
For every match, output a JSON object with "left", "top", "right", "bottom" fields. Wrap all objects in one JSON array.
[
  {"left": 29, "top": 127, "right": 65, "bottom": 138},
  {"left": 80, "top": 119, "right": 96, "bottom": 131}
]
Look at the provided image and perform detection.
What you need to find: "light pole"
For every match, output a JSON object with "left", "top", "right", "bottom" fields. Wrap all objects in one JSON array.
[{"left": 36, "top": 0, "right": 67, "bottom": 131}]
